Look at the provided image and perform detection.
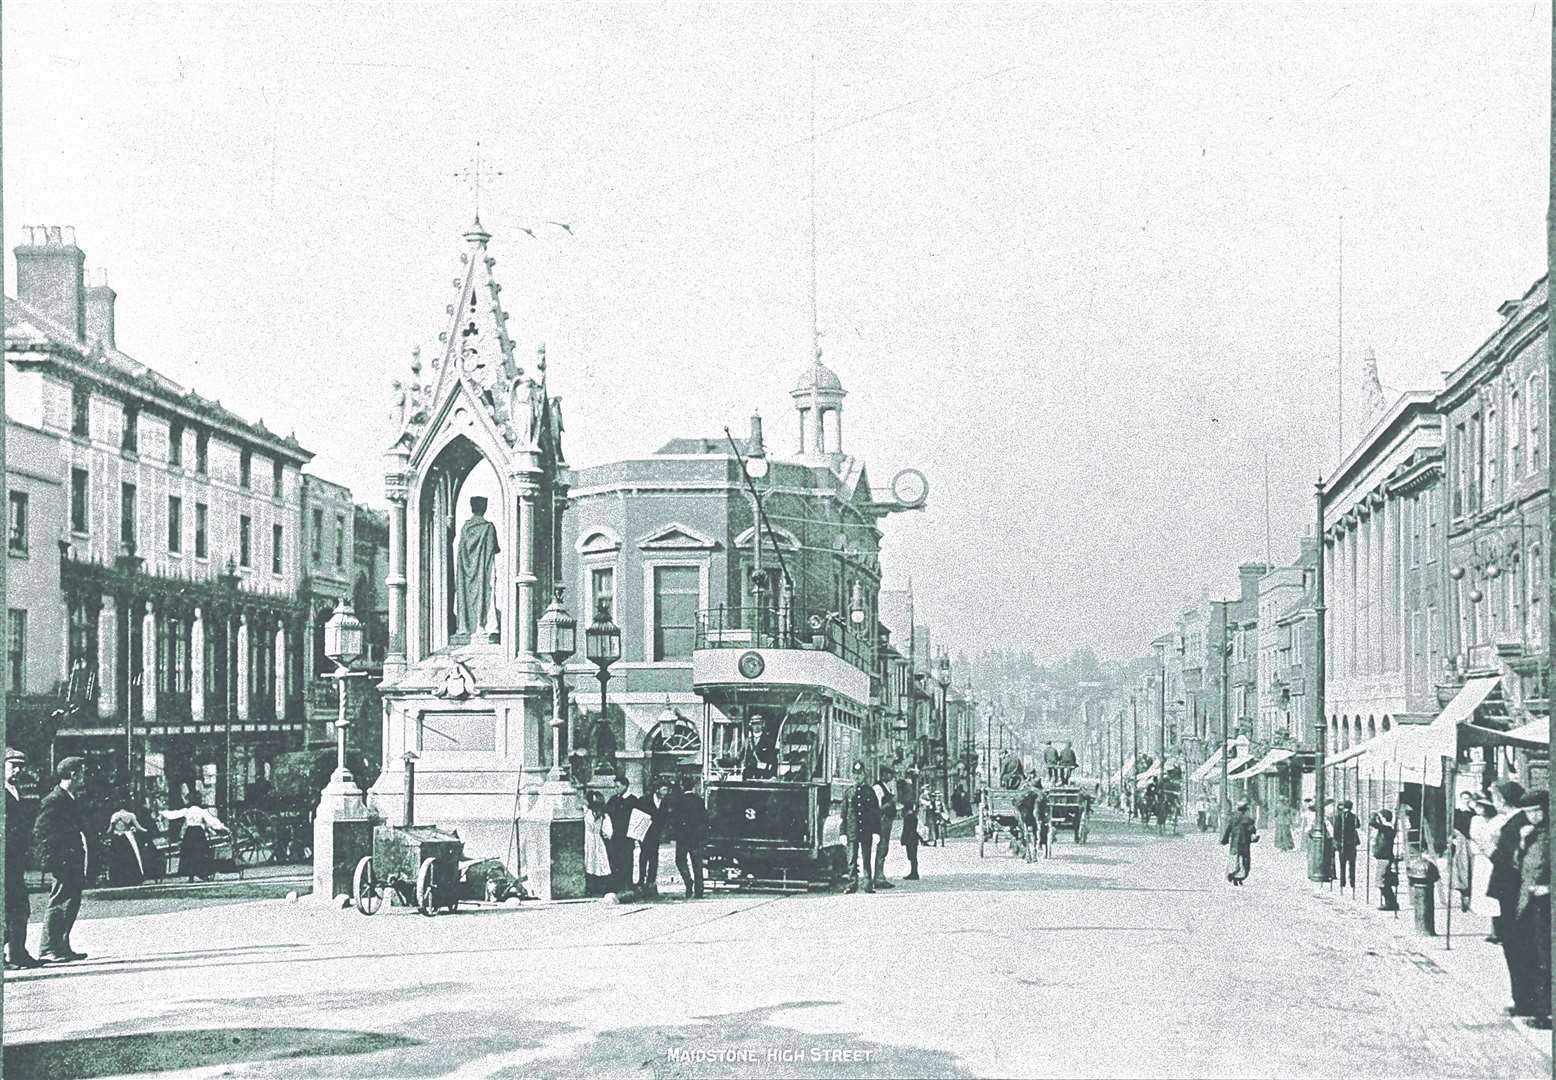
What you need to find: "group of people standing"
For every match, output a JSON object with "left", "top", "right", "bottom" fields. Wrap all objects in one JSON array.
[
  {"left": 583, "top": 773, "right": 708, "bottom": 900},
  {"left": 1455, "top": 781, "right": 1550, "bottom": 1029},
  {"left": 841, "top": 762, "right": 925, "bottom": 893}
]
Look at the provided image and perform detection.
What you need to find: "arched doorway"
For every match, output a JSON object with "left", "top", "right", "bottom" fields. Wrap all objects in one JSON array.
[{"left": 645, "top": 708, "right": 702, "bottom": 790}]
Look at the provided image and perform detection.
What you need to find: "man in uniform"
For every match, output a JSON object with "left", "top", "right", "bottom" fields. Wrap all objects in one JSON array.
[
  {"left": 841, "top": 762, "right": 879, "bottom": 894},
  {"left": 34, "top": 757, "right": 90, "bottom": 963},
  {"left": 5, "top": 748, "right": 38, "bottom": 968}
]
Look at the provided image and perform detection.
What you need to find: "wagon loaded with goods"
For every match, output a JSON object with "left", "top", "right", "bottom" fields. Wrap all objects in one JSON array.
[{"left": 977, "top": 787, "right": 1025, "bottom": 857}]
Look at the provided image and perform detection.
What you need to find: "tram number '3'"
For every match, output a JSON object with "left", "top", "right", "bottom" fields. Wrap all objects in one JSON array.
[{"left": 744, "top": 808, "right": 757, "bottom": 821}]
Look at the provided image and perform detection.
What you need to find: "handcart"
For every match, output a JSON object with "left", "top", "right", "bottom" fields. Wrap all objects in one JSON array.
[{"left": 351, "top": 824, "right": 463, "bottom": 917}]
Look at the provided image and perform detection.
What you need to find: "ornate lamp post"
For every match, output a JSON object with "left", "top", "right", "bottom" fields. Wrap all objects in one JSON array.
[
  {"left": 535, "top": 586, "right": 577, "bottom": 780},
  {"left": 323, "top": 598, "right": 366, "bottom": 785},
  {"left": 584, "top": 599, "right": 622, "bottom": 777}
]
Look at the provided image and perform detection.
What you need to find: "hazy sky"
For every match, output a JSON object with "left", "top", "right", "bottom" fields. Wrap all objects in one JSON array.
[{"left": 5, "top": 3, "right": 1549, "bottom": 661}]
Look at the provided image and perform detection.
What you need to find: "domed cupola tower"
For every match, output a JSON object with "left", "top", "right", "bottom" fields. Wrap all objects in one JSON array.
[{"left": 790, "top": 346, "right": 846, "bottom": 458}]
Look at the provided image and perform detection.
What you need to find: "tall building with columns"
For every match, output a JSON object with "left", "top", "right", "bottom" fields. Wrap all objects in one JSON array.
[
  {"left": 4, "top": 226, "right": 325, "bottom": 811},
  {"left": 1320, "top": 390, "right": 1446, "bottom": 755}
]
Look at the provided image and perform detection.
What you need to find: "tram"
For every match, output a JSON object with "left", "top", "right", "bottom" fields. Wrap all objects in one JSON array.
[{"left": 695, "top": 655, "right": 868, "bottom": 890}]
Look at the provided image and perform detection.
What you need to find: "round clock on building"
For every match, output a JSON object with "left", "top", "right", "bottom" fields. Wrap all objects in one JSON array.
[{"left": 891, "top": 468, "right": 929, "bottom": 509}]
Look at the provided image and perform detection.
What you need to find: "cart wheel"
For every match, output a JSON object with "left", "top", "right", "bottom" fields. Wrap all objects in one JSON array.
[
  {"left": 353, "top": 856, "right": 382, "bottom": 916},
  {"left": 416, "top": 857, "right": 440, "bottom": 917}
]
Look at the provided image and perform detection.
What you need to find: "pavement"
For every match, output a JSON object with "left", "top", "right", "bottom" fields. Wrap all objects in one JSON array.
[{"left": 3, "top": 815, "right": 1550, "bottom": 1079}]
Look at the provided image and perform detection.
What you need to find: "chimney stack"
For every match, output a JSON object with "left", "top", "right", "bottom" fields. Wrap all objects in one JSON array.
[
  {"left": 749, "top": 412, "right": 765, "bottom": 456},
  {"left": 84, "top": 269, "right": 116, "bottom": 350},
  {"left": 14, "top": 226, "right": 86, "bottom": 342}
]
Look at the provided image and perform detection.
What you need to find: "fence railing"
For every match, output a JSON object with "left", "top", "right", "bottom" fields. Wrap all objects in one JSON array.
[{"left": 695, "top": 605, "right": 873, "bottom": 674}]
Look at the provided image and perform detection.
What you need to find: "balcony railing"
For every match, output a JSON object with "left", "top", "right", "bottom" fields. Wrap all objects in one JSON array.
[{"left": 695, "top": 604, "right": 873, "bottom": 675}]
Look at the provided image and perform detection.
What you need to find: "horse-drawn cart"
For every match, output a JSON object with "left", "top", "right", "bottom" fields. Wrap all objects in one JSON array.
[
  {"left": 1047, "top": 785, "right": 1092, "bottom": 845},
  {"left": 978, "top": 788, "right": 1024, "bottom": 857},
  {"left": 351, "top": 824, "right": 464, "bottom": 916}
]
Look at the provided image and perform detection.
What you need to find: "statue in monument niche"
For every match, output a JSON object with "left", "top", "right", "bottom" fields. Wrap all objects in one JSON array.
[{"left": 455, "top": 496, "right": 500, "bottom": 641}]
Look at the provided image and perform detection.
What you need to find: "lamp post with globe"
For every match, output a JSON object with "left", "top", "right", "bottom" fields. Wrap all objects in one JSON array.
[
  {"left": 521, "top": 584, "right": 590, "bottom": 900},
  {"left": 311, "top": 598, "right": 370, "bottom": 902},
  {"left": 584, "top": 599, "right": 622, "bottom": 778}
]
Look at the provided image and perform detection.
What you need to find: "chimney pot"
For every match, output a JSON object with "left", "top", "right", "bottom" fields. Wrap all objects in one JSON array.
[{"left": 14, "top": 225, "right": 87, "bottom": 340}]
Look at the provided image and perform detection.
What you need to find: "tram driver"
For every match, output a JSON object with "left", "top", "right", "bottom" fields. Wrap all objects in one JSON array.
[{"left": 739, "top": 713, "right": 781, "bottom": 780}]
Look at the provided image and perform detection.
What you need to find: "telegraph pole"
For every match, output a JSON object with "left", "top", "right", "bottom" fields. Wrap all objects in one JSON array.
[{"left": 1310, "top": 478, "right": 1332, "bottom": 883}]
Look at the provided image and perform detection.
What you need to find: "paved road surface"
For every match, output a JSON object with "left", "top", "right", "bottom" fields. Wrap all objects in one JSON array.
[{"left": 4, "top": 818, "right": 1548, "bottom": 1078}]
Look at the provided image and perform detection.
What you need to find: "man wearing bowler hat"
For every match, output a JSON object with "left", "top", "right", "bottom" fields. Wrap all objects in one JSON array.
[
  {"left": 33, "top": 756, "right": 90, "bottom": 962},
  {"left": 4, "top": 748, "right": 39, "bottom": 968}
]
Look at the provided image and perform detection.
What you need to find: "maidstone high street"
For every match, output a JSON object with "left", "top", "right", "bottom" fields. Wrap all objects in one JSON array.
[{"left": 1, "top": 6, "right": 1555, "bottom": 1080}]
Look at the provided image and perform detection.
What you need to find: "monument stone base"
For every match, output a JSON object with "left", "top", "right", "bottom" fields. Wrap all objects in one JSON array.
[
  {"left": 518, "top": 775, "right": 586, "bottom": 900},
  {"left": 313, "top": 777, "right": 373, "bottom": 901}
]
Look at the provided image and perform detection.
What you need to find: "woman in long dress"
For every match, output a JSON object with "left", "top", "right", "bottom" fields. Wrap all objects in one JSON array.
[
  {"left": 583, "top": 791, "right": 614, "bottom": 897},
  {"left": 106, "top": 801, "right": 151, "bottom": 886},
  {"left": 1220, "top": 800, "right": 1259, "bottom": 886},
  {"left": 161, "top": 799, "right": 227, "bottom": 882}
]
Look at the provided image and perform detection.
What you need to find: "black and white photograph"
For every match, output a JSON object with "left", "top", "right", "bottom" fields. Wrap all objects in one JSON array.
[{"left": 0, "top": 3, "right": 1553, "bottom": 1078}]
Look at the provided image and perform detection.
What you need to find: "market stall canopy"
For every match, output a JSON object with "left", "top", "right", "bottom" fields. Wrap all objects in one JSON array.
[
  {"left": 1227, "top": 747, "right": 1294, "bottom": 780},
  {"left": 1325, "top": 675, "right": 1500, "bottom": 786}
]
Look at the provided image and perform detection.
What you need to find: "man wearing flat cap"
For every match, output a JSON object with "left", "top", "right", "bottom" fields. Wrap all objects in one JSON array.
[
  {"left": 32, "top": 757, "right": 90, "bottom": 962},
  {"left": 4, "top": 748, "right": 38, "bottom": 968}
]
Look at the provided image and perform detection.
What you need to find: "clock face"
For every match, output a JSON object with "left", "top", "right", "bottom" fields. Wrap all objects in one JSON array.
[
  {"left": 738, "top": 651, "right": 766, "bottom": 679},
  {"left": 891, "top": 468, "right": 928, "bottom": 509},
  {"left": 744, "top": 455, "right": 769, "bottom": 480}
]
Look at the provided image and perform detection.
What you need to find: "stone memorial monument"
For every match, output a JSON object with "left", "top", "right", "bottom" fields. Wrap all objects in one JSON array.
[{"left": 364, "top": 218, "right": 586, "bottom": 898}]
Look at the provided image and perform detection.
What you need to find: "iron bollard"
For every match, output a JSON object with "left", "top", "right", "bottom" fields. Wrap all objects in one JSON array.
[{"left": 1406, "top": 855, "right": 1437, "bottom": 935}]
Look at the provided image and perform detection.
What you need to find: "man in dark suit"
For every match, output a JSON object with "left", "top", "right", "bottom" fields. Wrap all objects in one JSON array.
[
  {"left": 1333, "top": 799, "right": 1361, "bottom": 890},
  {"left": 33, "top": 757, "right": 89, "bottom": 963},
  {"left": 669, "top": 777, "right": 707, "bottom": 899},
  {"left": 637, "top": 779, "right": 674, "bottom": 896},
  {"left": 5, "top": 748, "right": 39, "bottom": 968},
  {"left": 870, "top": 766, "right": 897, "bottom": 889},
  {"left": 841, "top": 762, "right": 879, "bottom": 894},
  {"left": 603, "top": 774, "right": 637, "bottom": 895}
]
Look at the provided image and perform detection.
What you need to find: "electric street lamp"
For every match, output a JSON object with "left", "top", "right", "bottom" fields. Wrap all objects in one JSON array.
[
  {"left": 584, "top": 599, "right": 622, "bottom": 778},
  {"left": 535, "top": 586, "right": 577, "bottom": 780},
  {"left": 323, "top": 598, "right": 367, "bottom": 785}
]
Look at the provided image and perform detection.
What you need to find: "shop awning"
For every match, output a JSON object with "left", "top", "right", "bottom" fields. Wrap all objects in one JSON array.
[
  {"left": 1227, "top": 747, "right": 1294, "bottom": 780},
  {"left": 1107, "top": 756, "right": 1137, "bottom": 785},
  {"left": 1327, "top": 675, "right": 1501, "bottom": 786},
  {"left": 1497, "top": 719, "right": 1549, "bottom": 749},
  {"left": 1135, "top": 762, "right": 1162, "bottom": 784},
  {"left": 1191, "top": 737, "right": 1253, "bottom": 783}
]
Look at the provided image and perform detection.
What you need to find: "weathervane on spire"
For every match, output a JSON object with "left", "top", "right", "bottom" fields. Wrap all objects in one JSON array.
[{"left": 454, "top": 140, "right": 504, "bottom": 221}]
